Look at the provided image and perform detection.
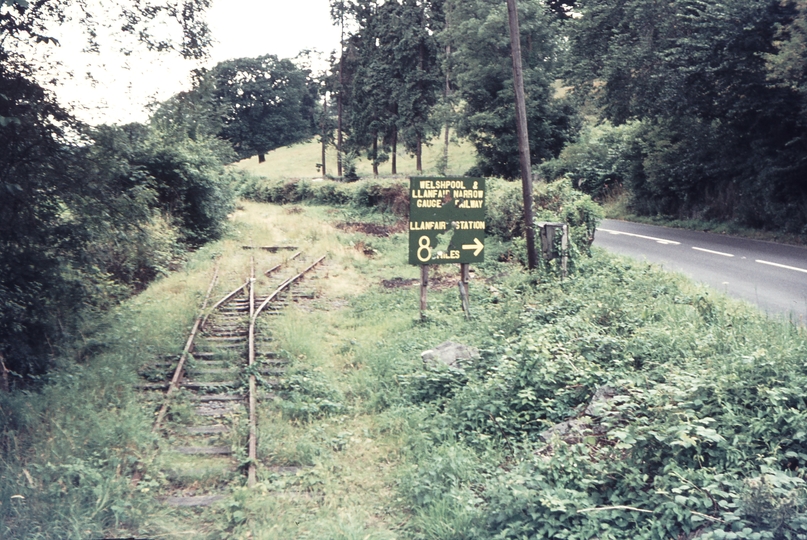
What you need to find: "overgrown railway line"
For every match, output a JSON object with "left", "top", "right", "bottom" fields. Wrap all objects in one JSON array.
[{"left": 136, "top": 251, "right": 326, "bottom": 507}]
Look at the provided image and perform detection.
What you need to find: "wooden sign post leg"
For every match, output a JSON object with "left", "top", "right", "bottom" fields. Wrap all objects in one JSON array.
[
  {"left": 459, "top": 263, "right": 471, "bottom": 319},
  {"left": 561, "top": 224, "right": 569, "bottom": 279},
  {"left": 420, "top": 265, "right": 429, "bottom": 318}
]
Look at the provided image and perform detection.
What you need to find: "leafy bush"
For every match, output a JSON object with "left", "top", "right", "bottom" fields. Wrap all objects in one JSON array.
[
  {"left": 395, "top": 254, "right": 807, "bottom": 538},
  {"left": 486, "top": 178, "right": 603, "bottom": 273},
  {"left": 540, "top": 121, "right": 644, "bottom": 200},
  {"left": 239, "top": 176, "right": 411, "bottom": 217},
  {"left": 486, "top": 181, "right": 527, "bottom": 240},
  {"left": 534, "top": 178, "right": 603, "bottom": 257},
  {"left": 140, "top": 131, "right": 235, "bottom": 244},
  {"left": 275, "top": 367, "right": 345, "bottom": 421}
]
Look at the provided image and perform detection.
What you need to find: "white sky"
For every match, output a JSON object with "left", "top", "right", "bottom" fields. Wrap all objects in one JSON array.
[{"left": 38, "top": 0, "right": 342, "bottom": 125}]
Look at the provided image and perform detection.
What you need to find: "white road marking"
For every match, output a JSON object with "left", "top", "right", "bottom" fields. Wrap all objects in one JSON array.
[
  {"left": 756, "top": 260, "right": 807, "bottom": 274},
  {"left": 692, "top": 247, "right": 734, "bottom": 257},
  {"left": 599, "top": 228, "right": 681, "bottom": 245}
]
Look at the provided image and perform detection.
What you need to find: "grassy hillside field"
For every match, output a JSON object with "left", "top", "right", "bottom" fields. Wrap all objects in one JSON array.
[
  {"left": 234, "top": 135, "right": 477, "bottom": 180},
  {"left": 2, "top": 176, "right": 807, "bottom": 538}
]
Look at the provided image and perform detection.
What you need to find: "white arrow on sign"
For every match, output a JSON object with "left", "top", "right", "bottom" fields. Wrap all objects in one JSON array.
[{"left": 461, "top": 237, "right": 484, "bottom": 256}]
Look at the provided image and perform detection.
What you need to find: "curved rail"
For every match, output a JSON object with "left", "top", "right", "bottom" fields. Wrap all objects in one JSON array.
[
  {"left": 144, "top": 254, "right": 327, "bottom": 501},
  {"left": 153, "top": 263, "right": 219, "bottom": 431},
  {"left": 253, "top": 255, "right": 326, "bottom": 321}
]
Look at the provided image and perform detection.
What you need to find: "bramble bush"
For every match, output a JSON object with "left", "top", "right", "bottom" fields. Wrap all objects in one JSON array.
[{"left": 395, "top": 254, "right": 807, "bottom": 539}]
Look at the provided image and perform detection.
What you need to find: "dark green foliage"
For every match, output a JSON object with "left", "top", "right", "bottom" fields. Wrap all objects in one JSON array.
[
  {"left": 0, "top": 70, "right": 233, "bottom": 378},
  {"left": 388, "top": 0, "right": 444, "bottom": 160},
  {"left": 0, "top": 0, "right": 226, "bottom": 380},
  {"left": 196, "top": 55, "right": 316, "bottom": 161},
  {"left": 486, "top": 178, "right": 602, "bottom": 269},
  {"left": 568, "top": 0, "right": 807, "bottom": 232},
  {"left": 339, "top": 0, "right": 444, "bottom": 173},
  {"left": 138, "top": 129, "right": 235, "bottom": 244},
  {"left": 540, "top": 121, "right": 644, "bottom": 200},
  {"left": 449, "top": 0, "right": 578, "bottom": 179},
  {"left": 239, "top": 175, "right": 409, "bottom": 216},
  {"left": 395, "top": 255, "right": 807, "bottom": 538},
  {"left": 0, "top": 58, "right": 87, "bottom": 377}
]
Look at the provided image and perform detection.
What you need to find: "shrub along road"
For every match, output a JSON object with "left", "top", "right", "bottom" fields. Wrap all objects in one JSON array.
[{"left": 594, "top": 219, "right": 807, "bottom": 320}]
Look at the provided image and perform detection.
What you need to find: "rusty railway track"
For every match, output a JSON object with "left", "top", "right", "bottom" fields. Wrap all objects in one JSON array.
[{"left": 137, "top": 252, "right": 325, "bottom": 507}]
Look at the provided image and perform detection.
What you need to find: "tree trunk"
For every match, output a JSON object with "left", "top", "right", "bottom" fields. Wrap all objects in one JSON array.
[
  {"left": 416, "top": 134, "right": 422, "bottom": 173},
  {"left": 391, "top": 128, "right": 397, "bottom": 175},
  {"left": 506, "top": 0, "right": 538, "bottom": 270},
  {"left": 0, "top": 354, "right": 8, "bottom": 393},
  {"left": 321, "top": 95, "right": 328, "bottom": 178},
  {"left": 443, "top": 124, "right": 449, "bottom": 167},
  {"left": 337, "top": 55, "right": 344, "bottom": 178},
  {"left": 417, "top": 39, "right": 425, "bottom": 174},
  {"left": 372, "top": 133, "right": 379, "bottom": 177},
  {"left": 337, "top": 7, "right": 345, "bottom": 179},
  {"left": 258, "top": 153, "right": 266, "bottom": 163}
]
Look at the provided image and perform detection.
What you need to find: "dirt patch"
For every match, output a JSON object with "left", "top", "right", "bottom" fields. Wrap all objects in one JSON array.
[
  {"left": 337, "top": 220, "right": 407, "bottom": 237},
  {"left": 379, "top": 270, "right": 467, "bottom": 291},
  {"left": 352, "top": 240, "right": 378, "bottom": 258},
  {"left": 284, "top": 206, "right": 304, "bottom": 214},
  {"left": 428, "top": 274, "right": 463, "bottom": 291},
  {"left": 381, "top": 277, "right": 419, "bottom": 289}
]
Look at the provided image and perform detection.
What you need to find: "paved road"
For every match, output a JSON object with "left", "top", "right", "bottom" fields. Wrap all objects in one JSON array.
[{"left": 593, "top": 219, "right": 807, "bottom": 320}]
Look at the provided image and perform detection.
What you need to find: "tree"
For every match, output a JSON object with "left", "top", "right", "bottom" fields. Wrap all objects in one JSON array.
[
  {"left": 0, "top": 56, "right": 87, "bottom": 377},
  {"left": 0, "top": 0, "right": 216, "bottom": 379},
  {"left": 450, "top": 0, "right": 577, "bottom": 179},
  {"left": 767, "top": 1, "right": 807, "bottom": 118},
  {"left": 567, "top": 0, "right": 807, "bottom": 230},
  {"left": 343, "top": 0, "right": 395, "bottom": 176},
  {"left": 332, "top": 0, "right": 444, "bottom": 177},
  {"left": 390, "top": 0, "right": 444, "bottom": 173},
  {"left": 197, "top": 55, "right": 316, "bottom": 163},
  {"left": 296, "top": 49, "right": 338, "bottom": 178}
]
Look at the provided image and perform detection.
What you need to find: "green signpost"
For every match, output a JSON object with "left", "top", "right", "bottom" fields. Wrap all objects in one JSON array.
[
  {"left": 408, "top": 177, "right": 486, "bottom": 265},
  {"left": 409, "top": 177, "right": 486, "bottom": 318}
]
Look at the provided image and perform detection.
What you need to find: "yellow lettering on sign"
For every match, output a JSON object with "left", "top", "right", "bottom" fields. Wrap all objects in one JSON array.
[
  {"left": 452, "top": 190, "right": 484, "bottom": 199},
  {"left": 434, "top": 250, "right": 461, "bottom": 260},
  {"left": 409, "top": 221, "right": 448, "bottom": 231},
  {"left": 417, "top": 199, "right": 443, "bottom": 208},
  {"left": 451, "top": 221, "right": 486, "bottom": 230},
  {"left": 410, "top": 189, "right": 441, "bottom": 199}
]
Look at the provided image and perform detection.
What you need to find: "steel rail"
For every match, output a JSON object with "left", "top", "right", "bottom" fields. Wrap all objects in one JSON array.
[
  {"left": 247, "top": 258, "right": 258, "bottom": 487},
  {"left": 153, "top": 263, "right": 220, "bottom": 432},
  {"left": 253, "top": 255, "right": 326, "bottom": 322},
  {"left": 200, "top": 279, "right": 249, "bottom": 330},
  {"left": 264, "top": 251, "right": 302, "bottom": 277}
]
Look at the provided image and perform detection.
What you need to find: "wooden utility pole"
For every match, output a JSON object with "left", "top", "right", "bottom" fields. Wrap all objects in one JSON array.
[
  {"left": 506, "top": 0, "right": 538, "bottom": 269},
  {"left": 337, "top": 2, "right": 345, "bottom": 178},
  {"left": 420, "top": 265, "right": 429, "bottom": 318},
  {"left": 443, "top": 0, "right": 452, "bottom": 167}
]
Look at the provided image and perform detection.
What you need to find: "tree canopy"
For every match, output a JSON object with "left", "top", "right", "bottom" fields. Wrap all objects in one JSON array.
[
  {"left": 557, "top": 0, "right": 807, "bottom": 231},
  {"left": 194, "top": 55, "right": 316, "bottom": 162},
  {"left": 0, "top": 0, "right": 232, "bottom": 379}
]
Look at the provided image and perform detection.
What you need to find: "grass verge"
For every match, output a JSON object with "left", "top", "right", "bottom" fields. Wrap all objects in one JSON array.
[{"left": 602, "top": 191, "right": 807, "bottom": 247}]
